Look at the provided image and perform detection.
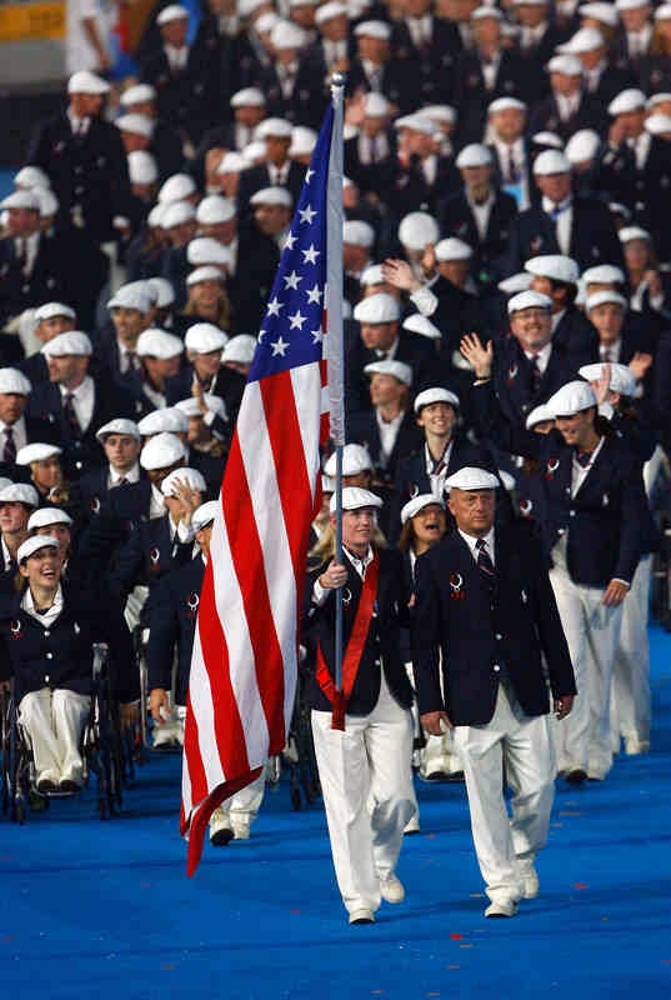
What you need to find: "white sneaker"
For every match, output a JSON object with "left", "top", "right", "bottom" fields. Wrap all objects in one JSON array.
[
  {"left": 403, "top": 814, "right": 421, "bottom": 835},
  {"left": 209, "top": 807, "right": 234, "bottom": 846},
  {"left": 485, "top": 899, "right": 518, "bottom": 918},
  {"left": 379, "top": 873, "right": 405, "bottom": 904},
  {"left": 624, "top": 735, "right": 650, "bottom": 755},
  {"left": 348, "top": 908, "right": 375, "bottom": 925},
  {"left": 521, "top": 866, "right": 539, "bottom": 899},
  {"left": 232, "top": 816, "right": 251, "bottom": 840}
]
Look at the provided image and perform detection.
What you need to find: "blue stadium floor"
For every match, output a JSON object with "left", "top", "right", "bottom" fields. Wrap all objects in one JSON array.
[{"left": 2, "top": 627, "right": 671, "bottom": 1000}]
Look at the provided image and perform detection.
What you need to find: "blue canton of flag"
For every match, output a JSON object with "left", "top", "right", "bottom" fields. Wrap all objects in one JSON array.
[{"left": 248, "top": 106, "right": 334, "bottom": 383}]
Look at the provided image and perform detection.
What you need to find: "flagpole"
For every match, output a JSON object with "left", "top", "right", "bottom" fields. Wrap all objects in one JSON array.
[{"left": 326, "top": 73, "right": 346, "bottom": 699}]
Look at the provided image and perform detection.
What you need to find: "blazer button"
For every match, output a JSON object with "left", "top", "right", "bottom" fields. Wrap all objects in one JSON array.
[
  {"left": 495, "top": 633, "right": 502, "bottom": 640},
  {"left": 46, "top": 652, "right": 53, "bottom": 659},
  {"left": 493, "top": 664, "right": 501, "bottom": 673},
  {"left": 45, "top": 675, "right": 50, "bottom": 683},
  {"left": 569, "top": 510, "right": 576, "bottom": 517},
  {"left": 44, "top": 630, "right": 50, "bottom": 637},
  {"left": 374, "top": 659, "right": 381, "bottom": 667}
]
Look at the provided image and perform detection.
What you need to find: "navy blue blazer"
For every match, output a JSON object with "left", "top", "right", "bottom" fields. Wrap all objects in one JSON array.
[
  {"left": 492, "top": 336, "right": 583, "bottom": 426},
  {"left": 146, "top": 555, "right": 204, "bottom": 705},
  {"left": 412, "top": 524, "right": 576, "bottom": 725}
]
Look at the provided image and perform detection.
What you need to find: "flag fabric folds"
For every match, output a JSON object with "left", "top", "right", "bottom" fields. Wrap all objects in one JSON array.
[{"left": 180, "top": 103, "right": 338, "bottom": 877}]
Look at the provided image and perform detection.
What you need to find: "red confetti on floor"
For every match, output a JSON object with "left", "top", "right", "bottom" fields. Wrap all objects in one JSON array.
[
  {"left": 573, "top": 883, "right": 589, "bottom": 890},
  {"left": 449, "top": 933, "right": 463, "bottom": 940},
  {"left": 289, "top": 909, "right": 301, "bottom": 915}
]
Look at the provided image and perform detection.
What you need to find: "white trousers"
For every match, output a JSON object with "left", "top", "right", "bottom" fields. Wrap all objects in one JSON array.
[
  {"left": 611, "top": 554, "right": 652, "bottom": 748},
  {"left": 453, "top": 683, "right": 556, "bottom": 905},
  {"left": 311, "top": 674, "right": 415, "bottom": 916},
  {"left": 19, "top": 687, "right": 90, "bottom": 784},
  {"left": 549, "top": 566, "right": 623, "bottom": 778}
]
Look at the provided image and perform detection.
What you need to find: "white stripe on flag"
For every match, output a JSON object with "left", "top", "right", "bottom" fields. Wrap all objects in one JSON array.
[{"left": 292, "top": 364, "right": 325, "bottom": 506}]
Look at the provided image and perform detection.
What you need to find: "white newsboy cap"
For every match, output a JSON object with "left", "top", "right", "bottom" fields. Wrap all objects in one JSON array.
[
  {"left": 28, "top": 506, "right": 73, "bottom": 530},
  {"left": 185, "top": 322, "right": 228, "bottom": 353},
  {"left": 646, "top": 113, "right": 671, "bottom": 136},
  {"left": 582, "top": 264, "right": 625, "bottom": 284},
  {"left": 175, "top": 393, "right": 227, "bottom": 419},
  {"left": 217, "top": 151, "right": 250, "bottom": 175},
  {"left": 158, "top": 173, "right": 197, "bottom": 204},
  {"left": 615, "top": 0, "right": 648, "bottom": 9},
  {"left": 161, "top": 200, "right": 196, "bottom": 229},
  {"left": 68, "top": 70, "right": 110, "bottom": 95},
  {"left": 315, "top": 1, "right": 347, "bottom": 24},
  {"left": 618, "top": 225, "right": 650, "bottom": 243},
  {"left": 394, "top": 114, "right": 437, "bottom": 136},
  {"left": 116, "top": 113, "right": 155, "bottom": 139},
  {"left": 192, "top": 499, "right": 219, "bottom": 532},
  {"left": 187, "top": 265, "right": 226, "bottom": 287},
  {"left": 249, "top": 186, "right": 293, "bottom": 208},
  {"left": 0, "top": 477, "right": 14, "bottom": 492},
  {"left": 35, "top": 188, "right": 59, "bottom": 217},
  {"left": 222, "top": 334, "right": 257, "bottom": 365},
  {"left": 329, "top": 486, "right": 382, "bottom": 514},
  {"left": 271, "top": 19, "right": 307, "bottom": 48},
  {"left": 532, "top": 132, "right": 564, "bottom": 152},
  {"left": 498, "top": 272, "right": 533, "bottom": 295},
  {"left": 160, "top": 466, "right": 207, "bottom": 496},
  {"left": 546, "top": 54, "right": 583, "bottom": 76},
  {"left": 16, "top": 443, "right": 62, "bottom": 465},
  {"left": 353, "top": 292, "right": 400, "bottom": 324},
  {"left": 507, "top": 290, "right": 553, "bottom": 314},
  {"left": 579, "top": 2, "right": 619, "bottom": 26},
  {"left": 525, "top": 254, "right": 579, "bottom": 284},
  {"left": 17, "top": 534, "right": 59, "bottom": 563},
  {"left": 197, "top": 195, "right": 236, "bottom": 226},
  {"left": 289, "top": 126, "right": 317, "bottom": 159},
  {"left": 585, "top": 290, "right": 627, "bottom": 311},
  {"left": 414, "top": 386, "right": 460, "bottom": 412},
  {"left": 148, "top": 204, "right": 166, "bottom": 228},
  {"left": 140, "top": 432, "right": 187, "bottom": 470},
  {"left": 608, "top": 88, "right": 646, "bottom": 116},
  {"left": 579, "top": 363, "right": 636, "bottom": 397},
  {"left": 34, "top": 302, "right": 75, "bottom": 323},
  {"left": 488, "top": 97, "right": 527, "bottom": 116},
  {"left": 146, "top": 276, "right": 175, "bottom": 309},
  {"left": 558, "top": 26, "right": 605, "bottom": 53},
  {"left": 343, "top": 219, "right": 375, "bottom": 248},
  {"left": 417, "top": 104, "right": 457, "bottom": 126},
  {"left": 547, "top": 380, "right": 597, "bottom": 416},
  {"left": 0, "top": 482, "right": 39, "bottom": 506},
  {"left": 256, "top": 117, "right": 293, "bottom": 140},
  {"left": 647, "top": 92, "right": 671, "bottom": 109},
  {"left": 471, "top": 5, "right": 504, "bottom": 19},
  {"left": 456, "top": 143, "right": 493, "bottom": 169},
  {"left": 14, "top": 166, "right": 51, "bottom": 190},
  {"left": 565, "top": 129, "right": 601, "bottom": 164},
  {"left": 364, "top": 359, "right": 413, "bottom": 386},
  {"left": 323, "top": 443, "right": 372, "bottom": 478},
  {"left": 401, "top": 493, "right": 446, "bottom": 524},
  {"left": 108, "top": 283, "right": 152, "bottom": 313},
  {"left": 41, "top": 331, "right": 92, "bottom": 356},
  {"left": 156, "top": 4, "right": 189, "bottom": 25},
  {"left": 360, "top": 264, "right": 385, "bottom": 287},
  {"left": 187, "top": 237, "right": 232, "bottom": 267},
  {"left": 0, "top": 367, "right": 31, "bottom": 395},
  {"left": 128, "top": 150, "right": 158, "bottom": 185},
  {"left": 120, "top": 83, "right": 157, "bottom": 106},
  {"left": 230, "top": 87, "right": 265, "bottom": 108},
  {"left": 533, "top": 150, "right": 571, "bottom": 175},
  {"left": 445, "top": 467, "right": 499, "bottom": 491},
  {"left": 96, "top": 418, "right": 141, "bottom": 442},
  {"left": 1, "top": 190, "right": 40, "bottom": 211},
  {"left": 354, "top": 19, "right": 392, "bottom": 39},
  {"left": 362, "top": 92, "right": 391, "bottom": 118},
  {"left": 403, "top": 314, "right": 442, "bottom": 341},
  {"left": 435, "top": 237, "right": 473, "bottom": 262},
  {"left": 136, "top": 328, "right": 184, "bottom": 359},
  {"left": 656, "top": 3, "right": 671, "bottom": 17},
  {"left": 398, "top": 211, "right": 440, "bottom": 251},
  {"left": 138, "top": 408, "right": 188, "bottom": 435},
  {"left": 525, "top": 403, "right": 555, "bottom": 429}
]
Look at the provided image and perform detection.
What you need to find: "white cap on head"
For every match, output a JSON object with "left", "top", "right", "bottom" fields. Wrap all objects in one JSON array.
[
  {"left": 524, "top": 254, "right": 579, "bottom": 284},
  {"left": 398, "top": 211, "right": 439, "bottom": 251},
  {"left": 362, "top": 92, "right": 391, "bottom": 117},
  {"left": 185, "top": 322, "right": 228, "bottom": 354},
  {"left": 116, "top": 113, "right": 155, "bottom": 139},
  {"left": 146, "top": 277, "right": 175, "bottom": 309},
  {"left": 558, "top": 26, "right": 605, "bottom": 53},
  {"left": 498, "top": 272, "right": 533, "bottom": 295},
  {"left": 323, "top": 443, "right": 372, "bottom": 478},
  {"left": 647, "top": 92, "right": 671, "bottom": 109},
  {"left": 471, "top": 5, "right": 504, "bottom": 19},
  {"left": 231, "top": 87, "right": 265, "bottom": 109},
  {"left": 68, "top": 70, "right": 110, "bottom": 95},
  {"left": 414, "top": 386, "right": 460, "bottom": 413},
  {"left": 445, "top": 467, "right": 499, "bottom": 491},
  {"left": 156, "top": 4, "right": 189, "bottom": 25},
  {"left": 136, "top": 328, "right": 184, "bottom": 359},
  {"left": 579, "top": 2, "right": 619, "bottom": 26},
  {"left": 565, "top": 129, "right": 601, "bottom": 164},
  {"left": 160, "top": 466, "right": 207, "bottom": 496},
  {"left": 0, "top": 477, "right": 13, "bottom": 491},
  {"left": 507, "top": 290, "right": 553, "bottom": 314},
  {"left": 618, "top": 225, "right": 651, "bottom": 243},
  {"left": 533, "top": 149, "right": 571, "bottom": 175},
  {"left": 417, "top": 104, "right": 457, "bottom": 126},
  {"left": 239, "top": 0, "right": 269, "bottom": 17},
  {"left": 186, "top": 265, "right": 226, "bottom": 287},
  {"left": 585, "top": 289, "right": 627, "bottom": 311},
  {"left": 128, "top": 150, "right": 158, "bottom": 185},
  {"left": 249, "top": 186, "right": 293, "bottom": 208},
  {"left": 217, "top": 152, "right": 250, "bottom": 175},
  {"left": 403, "top": 314, "right": 442, "bottom": 341},
  {"left": 148, "top": 204, "right": 166, "bottom": 228},
  {"left": 158, "top": 173, "right": 197, "bottom": 204},
  {"left": 138, "top": 408, "right": 188, "bottom": 436},
  {"left": 546, "top": 53, "right": 583, "bottom": 76},
  {"left": 343, "top": 219, "right": 375, "bottom": 248},
  {"left": 579, "top": 362, "right": 636, "bottom": 396},
  {"left": 616, "top": 0, "right": 649, "bottom": 9},
  {"left": 456, "top": 143, "right": 493, "bottom": 169},
  {"left": 107, "top": 283, "right": 152, "bottom": 313},
  {"left": 0, "top": 367, "right": 31, "bottom": 395},
  {"left": 401, "top": 493, "right": 446, "bottom": 524},
  {"left": 329, "top": 486, "right": 382, "bottom": 514},
  {"left": 364, "top": 359, "right": 413, "bottom": 386},
  {"left": 14, "top": 166, "right": 51, "bottom": 190},
  {"left": 175, "top": 394, "right": 227, "bottom": 420},
  {"left": 547, "top": 380, "right": 597, "bottom": 417},
  {"left": 608, "top": 88, "right": 646, "bottom": 117},
  {"left": 34, "top": 302, "right": 75, "bottom": 323},
  {"left": 15, "top": 442, "right": 62, "bottom": 465},
  {"left": 270, "top": 19, "right": 307, "bottom": 49},
  {"left": 353, "top": 292, "right": 399, "bottom": 324},
  {"left": 289, "top": 126, "right": 318, "bottom": 159},
  {"left": 315, "top": 1, "right": 347, "bottom": 24},
  {"left": 1, "top": 190, "right": 40, "bottom": 212},
  {"left": 488, "top": 96, "right": 527, "bottom": 116},
  {"left": 35, "top": 187, "right": 59, "bottom": 218},
  {"left": 187, "top": 237, "right": 232, "bottom": 267},
  {"left": 360, "top": 263, "right": 385, "bottom": 287},
  {"left": 654, "top": 3, "right": 671, "bottom": 19},
  {"left": 0, "top": 482, "right": 39, "bottom": 506},
  {"left": 161, "top": 200, "right": 196, "bottom": 229},
  {"left": 354, "top": 19, "right": 392, "bottom": 39},
  {"left": 582, "top": 264, "right": 625, "bottom": 284},
  {"left": 27, "top": 507, "right": 73, "bottom": 531},
  {"left": 192, "top": 499, "right": 219, "bottom": 532},
  {"left": 394, "top": 114, "right": 437, "bottom": 136},
  {"left": 41, "top": 330, "right": 92, "bottom": 357},
  {"left": 222, "top": 334, "right": 257, "bottom": 365},
  {"left": 525, "top": 403, "right": 554, "bottom": 429},
  {"left": 17, "top": 534, "right": 59, "bottom": 563},
  {"left": 255, "top": 117, "right": 294, "bottom": 140},
  {"left": 120, "top": 83, "right": 157, "bottom": 107},
  {"left": 96, "top": 418, "right": 141, "bottom": 442},
  {"left": 435, "top": 237, "right": 473, "bottom": 262},
  {"left": 646, "top": 113, "right": 671, "bottom": 136},
  {"left": 532, "top": 133, "right": 564, "bottom": 152},
  {"left": 242, "top": 140, "right": 267, "bottom": 164},
  {"left": 140, "top": 432, "right": 187, "bottom": 470}
]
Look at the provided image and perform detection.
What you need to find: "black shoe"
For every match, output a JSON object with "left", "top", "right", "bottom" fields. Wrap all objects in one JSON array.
[
  {"left": 210, "top": 827, "right": 234, "bottom": 847},
  {"left": 58, "top": 779, "right": 82, "bottom": 793},
  {"left": 36, "top": 778, "right": 58, "bottom": 793},
  {"left": 445, "top": 770, "right": 465, "bottom": 783},
  {"left": 564, "top": 768, "right": 587, "bottom": 785},
  {"left": 422, "top": 770, "right": 452, "bottom": 783}
]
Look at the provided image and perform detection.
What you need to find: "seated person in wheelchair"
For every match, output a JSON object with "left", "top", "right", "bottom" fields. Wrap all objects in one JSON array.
[{"left": 0, "top": 535, "right": 139, "bottom": 793}]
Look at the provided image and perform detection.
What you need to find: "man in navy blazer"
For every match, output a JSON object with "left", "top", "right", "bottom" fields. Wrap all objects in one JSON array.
[{"left": 413, "top": 467, "right": 576, "bottom": 918}]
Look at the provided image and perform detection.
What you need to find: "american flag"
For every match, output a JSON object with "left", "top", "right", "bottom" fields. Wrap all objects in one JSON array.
[{"left": 180, "top": 101, "right": 342, "bottom": 876}]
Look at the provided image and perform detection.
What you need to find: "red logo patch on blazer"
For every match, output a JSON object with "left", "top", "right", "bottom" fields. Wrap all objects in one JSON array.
[
  {"left": 185, "top": 592, "right": 199, "bottom": 618},
  {"left": 9, "top": 620, "right": 23, "bottom": 640},
  {"left": 545, "top": 457, "right": 560, "bottom": 480},
  {"left": 449, "top": 572, "right": 465, "bottom": 599}
]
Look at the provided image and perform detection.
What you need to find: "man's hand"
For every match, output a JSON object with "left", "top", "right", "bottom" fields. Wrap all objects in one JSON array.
[
  {"left": 602, "top": 579, "right": 629, "bottom": 606},
  {"left": 554, "top": 694, "right": 574, "bottom": 721},
  {"left": 382, "top": 258, "right": 421, "bottom": 292},
  {"left": 594, "top": 362, "right": 611, "bottom": 405},
  {"left": 420, "top": 710, "right": 452, "bottom": 736},
  {"left": 119, "top": 701, "right": 140, "bottom": 731},
  {"left": 319, "top": 560, "right": 348, "bottom": 590},
  {"left": 150, "top": 688, "right": 170, "bottom": 724},
  {"left": 629, "top": 352, "right": 653, "bottom": 383},
  {"left": 460, "top": 332, "right": 494, "bottom": 379}
]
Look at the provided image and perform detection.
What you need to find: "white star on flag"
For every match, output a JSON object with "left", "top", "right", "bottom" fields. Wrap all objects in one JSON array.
[
  {"left": 302, "top": 244, "right": 320, "bottom": 265},
  {"left": 289, "top": 310, "right": 307, "bottom": 330},
  {"left": 267, "top": 297, "right": 283, "bottom": 316},
  {"left": 311, "top": 327, "right": 323, "bottom": 344},
  {"left": 306, "top": 284, "right": 323, "bottom": 304},
  {"left": 270, "top": 336, "right": 289, "bottom": 356},
  {"left": 283, "top": 270, "right": 302, "bottom": 290},
  {"left": 299, "top": 204, "right": 317, "bottom": 225},
  {"left": 283, "top": 231, "right": 297, "bottom": 251}
]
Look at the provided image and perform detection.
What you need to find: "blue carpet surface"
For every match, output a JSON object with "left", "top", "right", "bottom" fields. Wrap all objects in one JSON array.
[{"left": 2, "top": 628, "right": 671, "bottom": 1000}]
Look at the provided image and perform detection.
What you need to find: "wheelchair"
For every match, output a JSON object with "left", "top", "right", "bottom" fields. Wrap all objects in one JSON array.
[{"left": 1, "top": 644, "right": 133, "bottom": 822}]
